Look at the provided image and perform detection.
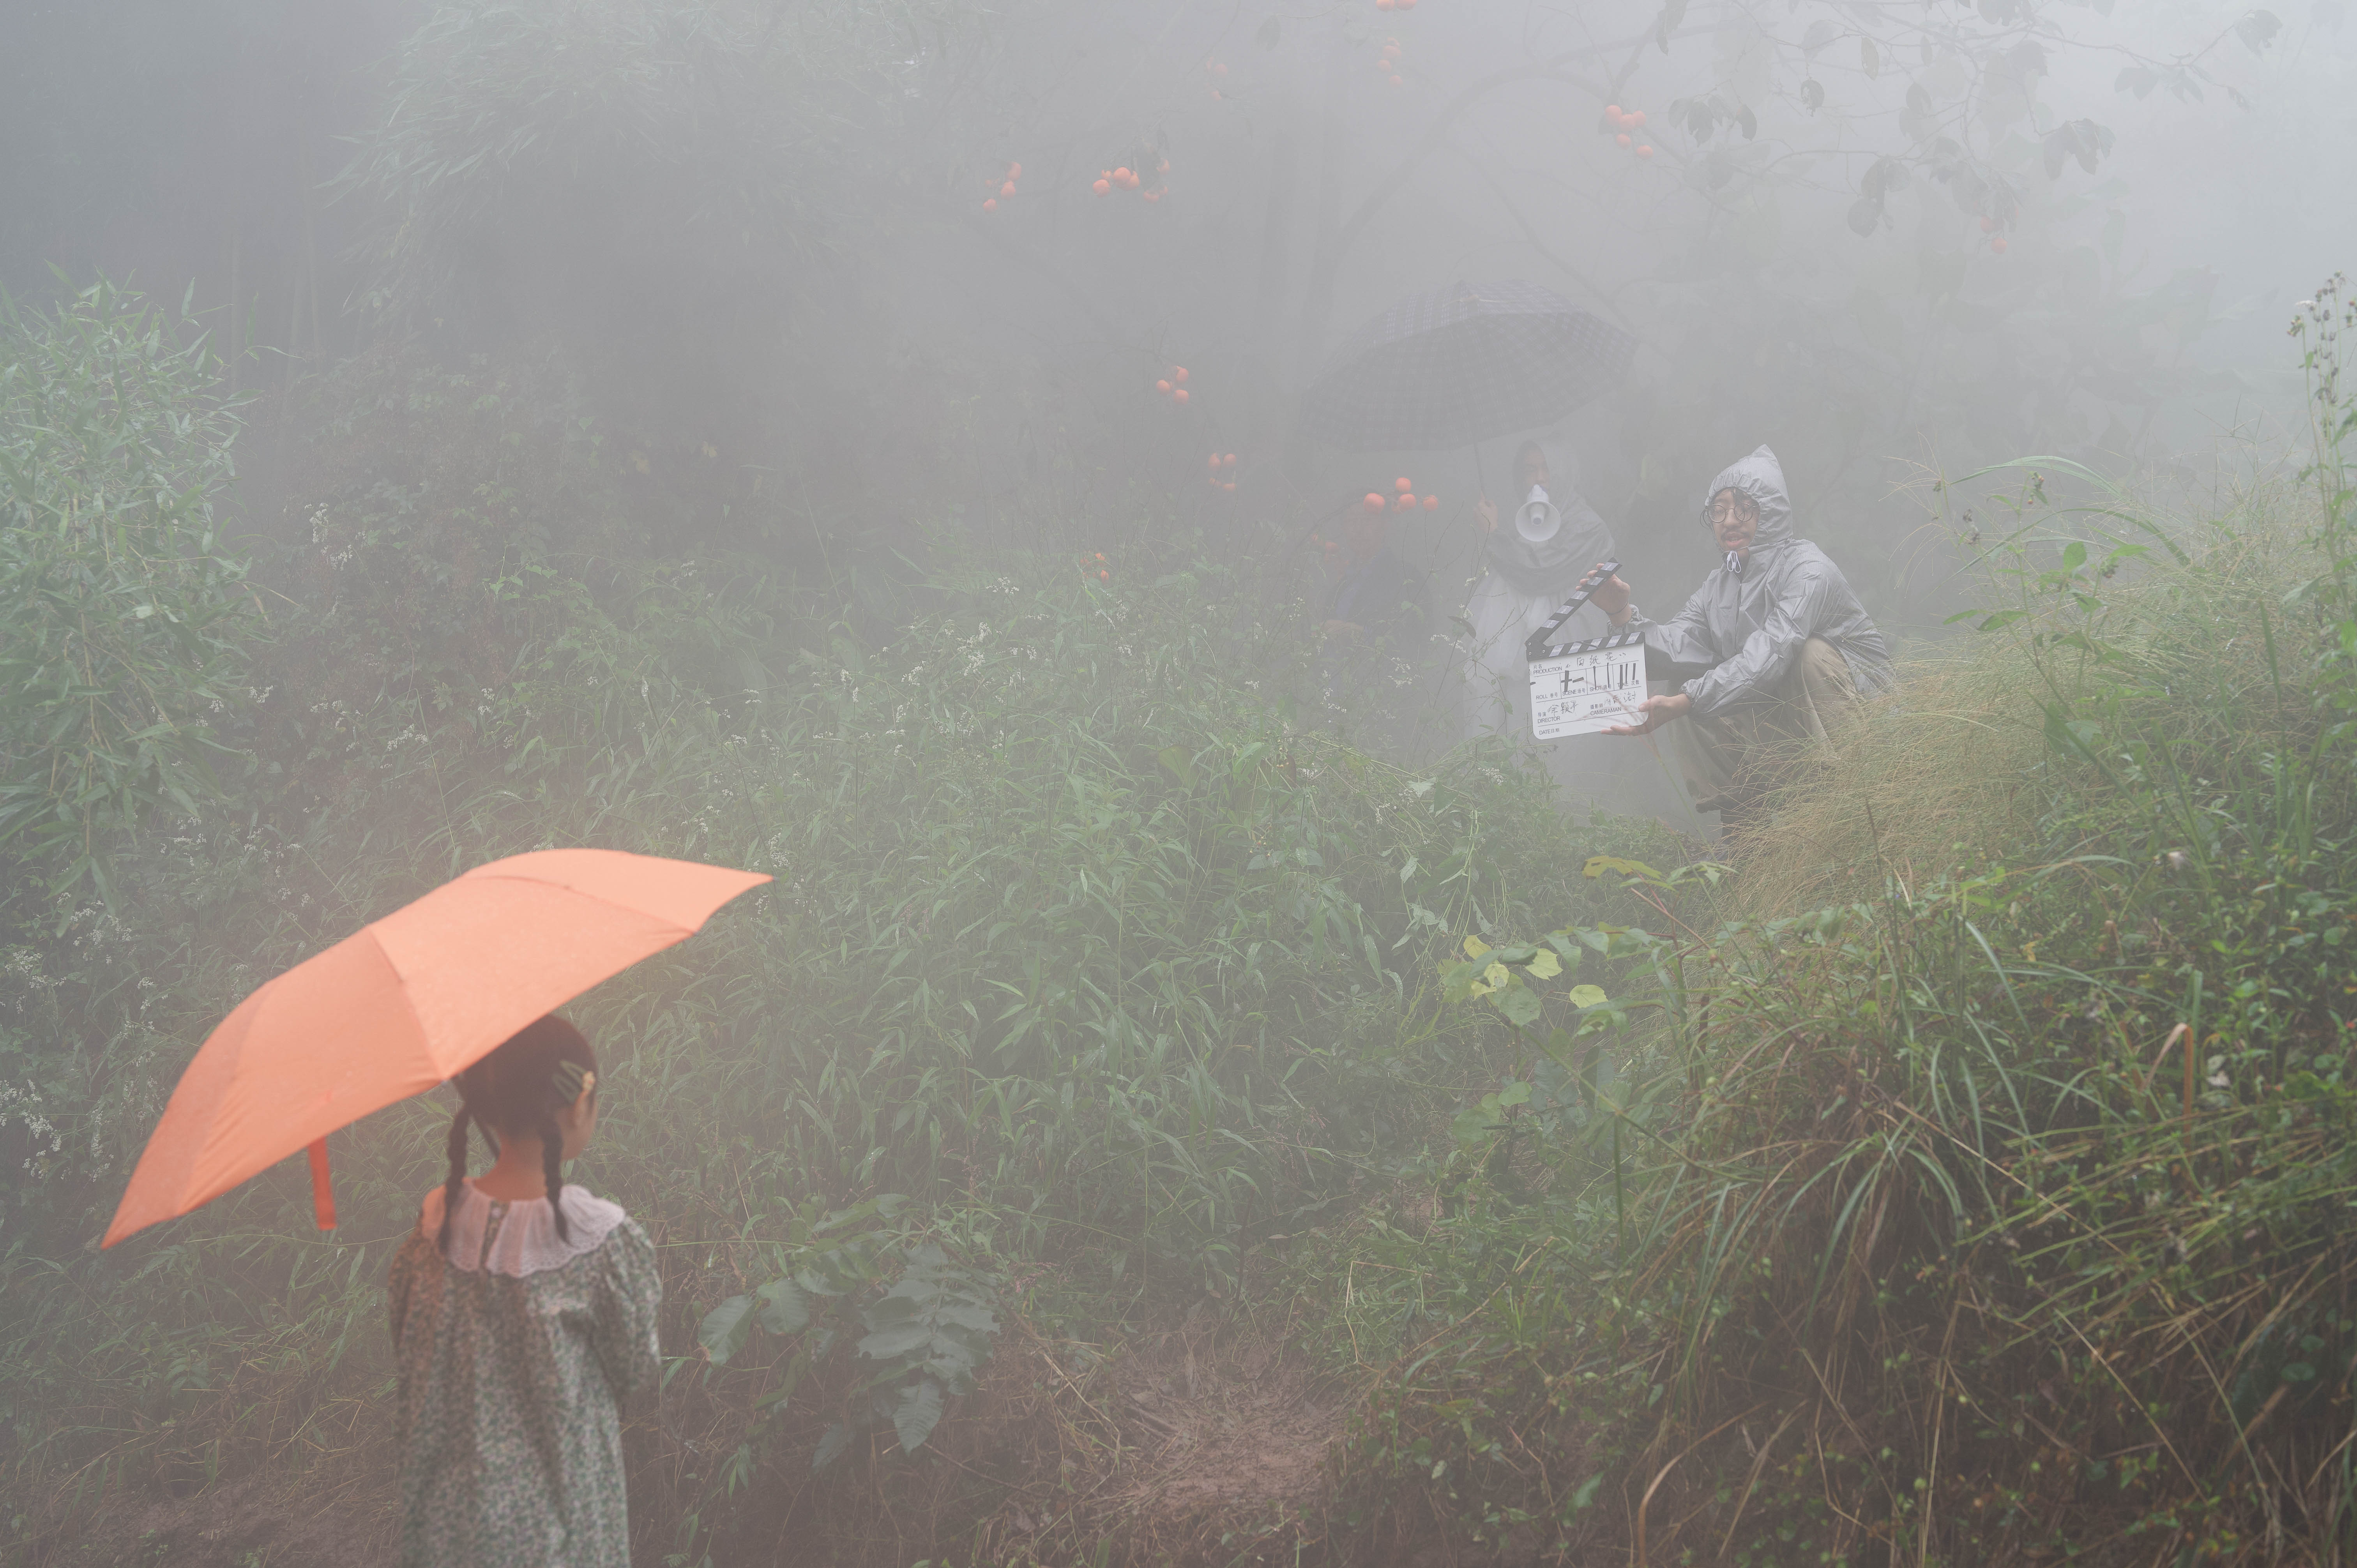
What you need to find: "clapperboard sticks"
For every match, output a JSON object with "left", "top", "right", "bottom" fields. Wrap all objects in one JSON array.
[{"left": 1522, "top": 559, "right": 1647, "bottom": 663}]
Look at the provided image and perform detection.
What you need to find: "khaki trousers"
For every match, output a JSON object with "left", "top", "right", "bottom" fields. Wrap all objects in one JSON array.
[{"left": 1666, "top": 637, "right": 1857, "bottom": 819}]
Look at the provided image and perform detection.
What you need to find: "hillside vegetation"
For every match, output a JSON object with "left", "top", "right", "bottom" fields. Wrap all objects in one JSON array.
[{"left": 5, "top": 275, "right": 2357, "bottom": 1568}]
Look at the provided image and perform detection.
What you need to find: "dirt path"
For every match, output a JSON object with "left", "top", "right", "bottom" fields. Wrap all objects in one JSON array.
[{"left": 24, "top": 1315, "right": 1353, "bottom": 1567}]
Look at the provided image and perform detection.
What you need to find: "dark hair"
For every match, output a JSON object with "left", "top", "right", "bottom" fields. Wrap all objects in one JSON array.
[
  {"left": 438, "top": 1015, "right": 598, "bottom": 1257},
  {"left": 1514, "top": 440, "right": 1547, "bottom": 471}
]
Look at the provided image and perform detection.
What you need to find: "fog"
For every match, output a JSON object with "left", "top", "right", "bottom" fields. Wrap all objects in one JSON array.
[
  {"left": 11, "top": 0, "right": 2347, "bottom": 643},
  {"left": 3, "top": 1, "right": 2354, "bottom": 1561}
]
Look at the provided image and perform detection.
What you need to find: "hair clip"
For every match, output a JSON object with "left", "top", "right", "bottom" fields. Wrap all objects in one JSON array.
[{"left": 550, "top": 1059, "right": 592, "bottom": 1105}]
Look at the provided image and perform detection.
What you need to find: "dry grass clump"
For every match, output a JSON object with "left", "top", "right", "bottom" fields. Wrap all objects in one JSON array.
[
  {"left": 1728, "top": 646, "right": 2047, "bottom": 917},
  {"left": 1733, "top": 491, "right": 2307, "bottom": 919}
]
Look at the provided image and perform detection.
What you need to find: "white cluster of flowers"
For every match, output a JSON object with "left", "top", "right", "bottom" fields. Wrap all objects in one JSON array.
[{"left": 0, "top": 1081, "right": 65, "bottom": 1177}]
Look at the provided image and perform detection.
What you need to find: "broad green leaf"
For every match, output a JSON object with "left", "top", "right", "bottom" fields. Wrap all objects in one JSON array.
[
  {"left": 812, "top": 1421, "right": 852, "bottom": 1471},
  {"left": 1526, "top": 948, "right": 1562, "bottom": 980},
  {"left": 894, "top": 1379, "right": 946, "bottom": 1452},
  {"left": 858, "top": 1323, "right": 935, "bottom": 1361},
  {"left": 698, "top": 1295, "right": 756, "bottom": 1365},
  {"left": 1496, "top": 984, "right": 1543, "bottom": 1028},
  {"left": 757, "top": 1277, "right": 810, "bottom": 1334},
  {"left": 1568, "top": 984, "right": 1610, "bottom": 1010}
]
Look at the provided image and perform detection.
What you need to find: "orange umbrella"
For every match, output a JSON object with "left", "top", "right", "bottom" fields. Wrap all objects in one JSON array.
[{"left": 102, "top": 849, "right": 769, "bottom": 1249}]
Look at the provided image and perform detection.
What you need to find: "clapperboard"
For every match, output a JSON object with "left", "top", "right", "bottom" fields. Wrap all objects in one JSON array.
[{"left": 1524, "top": 560, "right": 1648, "bottom": 740}]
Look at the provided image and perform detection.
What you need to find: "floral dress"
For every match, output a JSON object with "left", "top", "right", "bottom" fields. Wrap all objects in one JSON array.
[{"left": 389, "top": 1180, "right": 663, "bottom": 1568}]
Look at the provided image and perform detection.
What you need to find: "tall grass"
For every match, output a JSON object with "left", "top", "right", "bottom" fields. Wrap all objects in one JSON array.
[{"left": 1319, "top": 286, "right": 2357, "bottom": 1566}]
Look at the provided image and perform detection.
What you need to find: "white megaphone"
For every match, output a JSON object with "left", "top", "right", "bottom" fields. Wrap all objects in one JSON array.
[{"left": 1513, "top": 484, "right": 1562, "bottom": 545}]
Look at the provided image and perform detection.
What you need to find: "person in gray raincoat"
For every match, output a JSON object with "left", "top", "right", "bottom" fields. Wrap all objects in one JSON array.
[{"left": 1589, "top": 445, "right": 1893, "bottom": 827}]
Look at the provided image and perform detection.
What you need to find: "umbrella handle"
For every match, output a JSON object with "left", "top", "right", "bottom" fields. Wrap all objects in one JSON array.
[{"left": 307, "top": 1138, "right": 337, "bottom": 1231}]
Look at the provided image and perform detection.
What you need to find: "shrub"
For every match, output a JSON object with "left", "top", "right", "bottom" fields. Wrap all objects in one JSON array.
[{"left": 0, "top": 278, "right": 258, "bottom": 905}]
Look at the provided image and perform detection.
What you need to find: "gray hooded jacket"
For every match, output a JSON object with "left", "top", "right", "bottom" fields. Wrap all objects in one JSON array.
[{"left": 1629, "top": 446, "right": 1893, "bottom": 719}]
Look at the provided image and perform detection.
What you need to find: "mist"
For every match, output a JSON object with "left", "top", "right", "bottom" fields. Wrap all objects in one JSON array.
[{"left": 4, "top": 0, "right": 2354, "bottom": 1563}]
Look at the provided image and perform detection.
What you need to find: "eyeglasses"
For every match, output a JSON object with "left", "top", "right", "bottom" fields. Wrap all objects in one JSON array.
[{"left": 1703, "top": 494, "right": 1760, "bottom": 526}]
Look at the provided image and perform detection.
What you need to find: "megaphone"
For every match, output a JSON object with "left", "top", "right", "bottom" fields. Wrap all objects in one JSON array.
[{"left": 1513, "top": 484, "right": 1561, "bottom": 545}]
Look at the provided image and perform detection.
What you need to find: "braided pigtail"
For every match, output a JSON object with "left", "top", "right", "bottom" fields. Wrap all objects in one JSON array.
[
  {"left": 539, "top": 1112, "right": 570, "bottom": 1241},
  {"left": 437, "top": 1106, "right": 473, "bottom": 1257}
]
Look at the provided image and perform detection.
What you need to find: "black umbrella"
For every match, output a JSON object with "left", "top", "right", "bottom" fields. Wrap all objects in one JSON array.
[{"left": 1298, "top": 279, "right": 1638, "bottom": 451}]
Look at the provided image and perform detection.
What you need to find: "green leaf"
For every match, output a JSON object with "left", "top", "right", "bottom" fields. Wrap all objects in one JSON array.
[
  {"left": 1568, "top": 984, "right": 1610, "bottom": 1010},
  {"left": 858, "top": 1323, "right": 935, "bottom": 1361},
  {"left": 1583, "top": 855, "right": 1664, "bottom": 883},
  {"left": 894, "top": 1379, "right": 946, "bottom": 1452},
  {"left": 1495, "top": 984, "right": 1543, "bottom": 1028},
  {"left": 1450, "top": 1105, "right": 1498, "bottom": 1146},
  {"left": 698, "top": 1295, "right": 756, "bottom": 1365},
  {"left": 757, "top": 1277, "right": 811, "bottom": 1335},
  {"left": 813, "top": 1421, "right": 852, "bottom": 1471},
  {"left": 1525, "top": 948, "right": 1562, "bottom": 981}
]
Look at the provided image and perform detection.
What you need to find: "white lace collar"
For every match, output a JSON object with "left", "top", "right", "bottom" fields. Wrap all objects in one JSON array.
[{"left": 416, "top": 1180, "right": 627, "bottom": 1278}]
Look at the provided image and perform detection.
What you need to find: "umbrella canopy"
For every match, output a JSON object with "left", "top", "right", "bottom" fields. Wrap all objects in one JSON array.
[
  {"left": 1298, "top": 279, "right": 1638, "bottom": 451},
  {"left": 102, "top": 849, "right": 769, "bottom": 1248}
]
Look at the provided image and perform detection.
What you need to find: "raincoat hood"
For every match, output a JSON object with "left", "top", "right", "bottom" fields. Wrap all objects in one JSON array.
[
  {"left": 1482, "top": 454, "right": 1616, "bottom": 600},
  {"left": 1701, "top": 444, "right": 1797, "bottom": 557},
  {"left": 1629, "top": 443, "right": 1894, "bottom": 720}
]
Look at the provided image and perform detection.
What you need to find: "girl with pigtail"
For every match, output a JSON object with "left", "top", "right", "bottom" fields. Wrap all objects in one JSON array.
[{"left": 388, "top": 1015, "right": 662, "bottom": 1568}]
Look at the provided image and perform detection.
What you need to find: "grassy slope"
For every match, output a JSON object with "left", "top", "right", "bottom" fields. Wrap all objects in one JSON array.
[{"left": 1309, "top": 469, "right": 2357, "bottom": 1565}]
